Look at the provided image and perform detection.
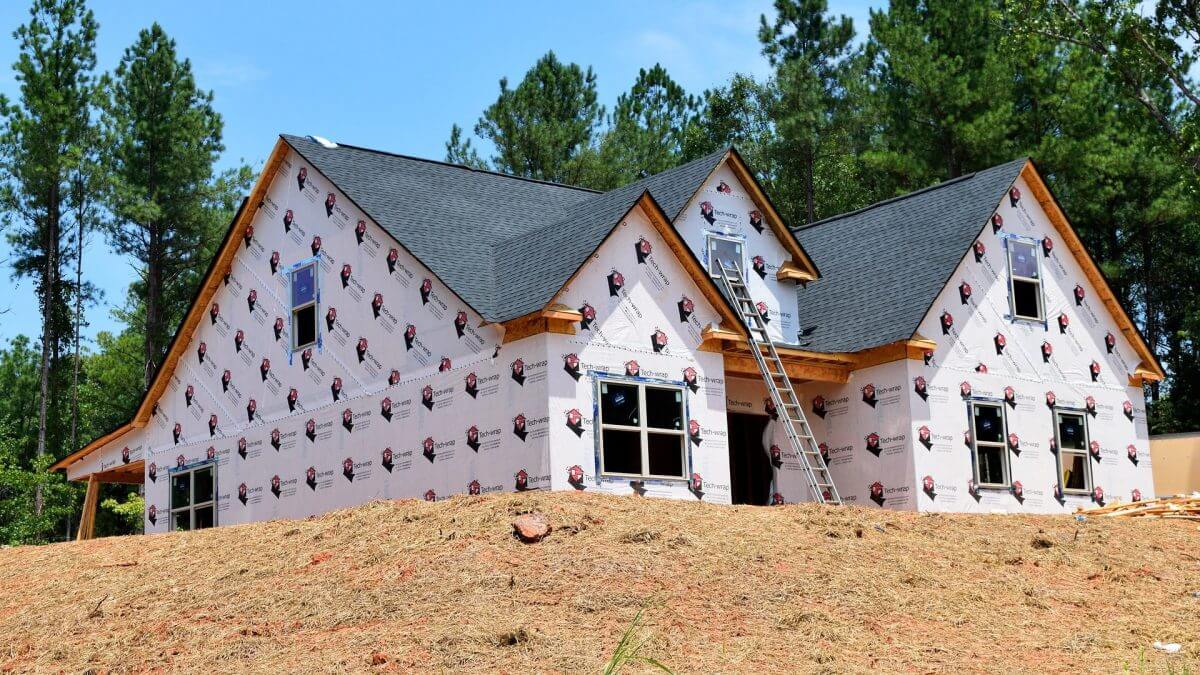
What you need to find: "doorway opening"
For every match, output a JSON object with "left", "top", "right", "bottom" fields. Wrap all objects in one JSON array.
[{"left": 727, "top": 412, "right": 772, "bottom": 505}]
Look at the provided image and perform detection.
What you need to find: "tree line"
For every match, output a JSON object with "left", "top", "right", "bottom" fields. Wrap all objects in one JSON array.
[{"left": 0, "top": 0, "right": 1196, "bottom": 544}]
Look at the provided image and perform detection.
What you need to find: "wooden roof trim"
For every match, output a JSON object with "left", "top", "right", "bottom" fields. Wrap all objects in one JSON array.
[
  {"left": 1019, "top": 162, "right": 1165, "bottom": 381},
  {"left": 524, "top": 191, "right": 749, "bottom": 343},
  {"left": 851, "top": 338, "right": 937, "bottom": 369},
  {"left": 52, "top": 138, "right": 291, "bottom": 476},
  {"left": 722, "top": 149, "right": 821, "bottom": 281}
]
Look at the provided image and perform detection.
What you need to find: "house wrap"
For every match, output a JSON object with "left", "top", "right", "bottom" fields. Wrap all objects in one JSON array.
[{"left": 53, "top": 135, "right": 1164, "bottom": 534}]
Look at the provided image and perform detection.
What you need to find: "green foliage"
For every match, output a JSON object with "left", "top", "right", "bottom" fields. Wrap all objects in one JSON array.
[
  {"left": 102, "top": 22, "right": 224, "bottom": 388},
  {"left": 598, "top": 64, "right": 699, "bottom": 188},
  {"left": 100, "top": 491, "right": 143, "bottom": 535},
  {"left": 473, "top": 51, "right": 605, "bottom": 186},
  {"left": 602, "top": 608, "right": 673, "bottom": 675}
]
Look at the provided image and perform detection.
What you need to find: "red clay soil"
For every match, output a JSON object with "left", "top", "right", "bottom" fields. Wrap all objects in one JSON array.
[{"left": 0, "top": 492, "right": 1197, "bottom": 673}]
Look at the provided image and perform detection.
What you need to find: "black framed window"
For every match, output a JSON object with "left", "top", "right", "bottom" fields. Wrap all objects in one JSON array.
[
  {"left": 1054, "top": 410, "right": 1092, "bottom": 493},
  {"left": 705, "top": 233, "right": 744, "bottom": 278},
  {"left": 1007, "top": 239, "right": 1044, "bottom": 321},
  {"left": 170, "top": 462, "right": 216, "bottom": 531},
  {"left": 969, "top": 401, "right": 1011, "bottom": 488},
  {"left": 291, "top": 260, "right": 318, "bottom": 350},
  {"left": 597, "top": 379, "right": 687, "bottom": 479}
]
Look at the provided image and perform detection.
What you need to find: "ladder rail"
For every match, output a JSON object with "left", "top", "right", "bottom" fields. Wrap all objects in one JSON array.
[{"left": 716, "top": 259, "right": 842, "bottom": 505}]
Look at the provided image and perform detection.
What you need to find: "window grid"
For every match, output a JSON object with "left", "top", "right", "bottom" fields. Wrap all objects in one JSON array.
[
  {"left": 1006, "top": 238, "right": 1045, "bottom": 321},
  {"left": 169, "top": 462, "right": 216, "bottom": 532},
  {"left": 597, "top": 378, "right": 688, "bottom": 480},
  {"left": 291, "top": 259, "right": 319, "bottom": 351},
  {"left": 968, "top": 400, "right": 1012, "bottom": 489},
  {"left": 1054, "top": 409, "right": 1093, "bottom": 494}
]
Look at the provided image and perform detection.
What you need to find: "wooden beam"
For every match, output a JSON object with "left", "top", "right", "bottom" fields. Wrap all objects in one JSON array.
[
  {"left": 76, "top": 475, "right": 100, "bottom": 541},
  {"left": 1020, "top": 162, "right": 1165, "bottom": 382},
  {"left": 723, "top": 353, "right": 850, "bottom": 384},
  {"left": 851, "top": 338, "right": 937, "bottom": 369},
  {"left": 776, "top": 260, "right": 816, "bottom": 284},
  {"left": 722, "top": 150, "right": 821, "bottom": 281}
]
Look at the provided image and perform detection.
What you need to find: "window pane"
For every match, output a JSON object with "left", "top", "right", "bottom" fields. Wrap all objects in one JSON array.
[
  {"left": 1063, "top": 452, "right": 1088, "bottom": 490},
  {"left": 172, "top": 510, "right": 191, "bottom": 532},
  {"left": 291, "top": 264, "right": 316, "bottom": 306},
  {"left": 708, "top": 237, "right": 742, "bottom": 275},
  {"left": 1012, "top": 279, "right": 1042, "bottom": 319},
  {"left": 193, "top": 467, "right": 214, "bottom": 503},
  {"left": 978, "top": 445, "right": 1007, "bottom": 485},
  {"left": 193, "top": 505, "right": 215, "bottom": 530},
  {"left": 1010, "top": 242, "right": 1039, "bottom": 278},
  {"left": 645, "top": 387, "right": 683, "bottom": 430},
  {"left": 973, "top": 404, "right": 1004, "bottom": 444},
  {"left": 602, "top": 429, "right": 642, "bottom": 474},
  {"left": 647, "top": 433, "right": 685, "bottom": 477},
  {"left": 1057, "top": 414, "right": 1086, "bottom": 450},
  {"left": 171, "top": 473, "right": 191, "bottom": 508},
  {"left": 294, "top": 305, "right": 316, "bottom": 348},
  {"left": 600, "top": 383, "right": 639, "bottom": 426}
]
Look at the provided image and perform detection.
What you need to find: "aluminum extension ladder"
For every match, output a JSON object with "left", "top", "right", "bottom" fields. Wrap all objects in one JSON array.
[{"left": 716, "top": 260, "right": 842, "bottom": 505}]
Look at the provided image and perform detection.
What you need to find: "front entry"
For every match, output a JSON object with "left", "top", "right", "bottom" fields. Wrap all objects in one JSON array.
[{"left": 727, "top": 412, "right": 773, "bottom": 505}]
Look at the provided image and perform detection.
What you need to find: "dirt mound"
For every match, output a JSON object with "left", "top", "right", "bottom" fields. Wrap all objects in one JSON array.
[{"left": 1, "top": 493, "right": 1197, "bottom": 672}]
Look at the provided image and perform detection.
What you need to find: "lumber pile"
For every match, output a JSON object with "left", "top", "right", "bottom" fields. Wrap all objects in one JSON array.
[{"left": 1078, "top": 494, "right": 1200, "bottom": 520}]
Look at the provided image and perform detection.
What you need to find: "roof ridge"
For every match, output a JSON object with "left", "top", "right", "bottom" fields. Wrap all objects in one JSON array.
[
  {"left": 796, "top": 157, "right": 1029, "bottom": 231},
  {"left": 283, "top": 134, "right": 603, "bottom": 195}
]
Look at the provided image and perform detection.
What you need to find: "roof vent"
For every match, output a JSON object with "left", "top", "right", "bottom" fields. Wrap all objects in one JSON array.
[{"left": 308, "top": 135, "right": 338, "bottom": 149}]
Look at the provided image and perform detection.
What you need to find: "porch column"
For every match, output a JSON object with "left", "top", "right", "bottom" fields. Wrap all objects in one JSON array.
[{"left": 76, "top": 475, "right": 100, "bottom": 541}]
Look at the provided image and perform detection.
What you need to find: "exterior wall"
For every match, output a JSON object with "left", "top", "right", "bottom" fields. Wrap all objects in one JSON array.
[
  {"left": 909, "top": 174, "right": 1152, "bottom": 513},
  {"left": 1149, "top": 432, "right": 1200, "bottom": 497},
  {"left": 545, "top": 205, "right": 732, "bottom": 503},
  {"left": 727, "top": 361, "right": 915, "bottom": 509},
  {"left": 673, "top": 162, "right": 801, "bottom": 343},
  {"left": 134, "top": 148, "right": 560, "bottom": 531}
]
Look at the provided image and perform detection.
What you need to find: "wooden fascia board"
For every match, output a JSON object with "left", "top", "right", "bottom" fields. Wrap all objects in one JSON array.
[
  {"left": 850, "top": 339, "right": 935, "bottom": 369},
  {"left": 1020, "top": 162, "right": 1165, "bottom": 381},
  {"left": 776, "top": 260, "right": 816, "bottom": 284},
  {"left": 130, "top": 139, "right": 291, "bottom": 429},
  {"left": 54, "top": 138, "right": 291, "bottom": 476},
  {"left": 723, "top": 353, "right": 850, "bottom": 384},
  {"left": 722, "top": 149, "right": 821, "bottom": 281},
  {"left": 533, "top": 191, "right": 748, "bottom": 344}
]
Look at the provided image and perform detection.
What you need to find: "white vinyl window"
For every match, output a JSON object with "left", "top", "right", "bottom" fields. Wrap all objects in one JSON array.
[
  {"left": 597, "top": 379, "right": 687, "bottom": 480},
  {"left": 969, "top": 401, "right": 1011, "bottom": 488},
  {"left": 1054, "top": 410, "right": 1092, "bottom": 494},
  {"left": 705, "top": 232, "right": 744, "bottom": 279},
  {"left": 291, "top": 259, "right": 319, "bottom": 350},
  {"left": 170, "top": 462, "right": 216, "bottom": 531},
  {"left": 1007, "top": 239, "right": 1044, "bottom": 321}
]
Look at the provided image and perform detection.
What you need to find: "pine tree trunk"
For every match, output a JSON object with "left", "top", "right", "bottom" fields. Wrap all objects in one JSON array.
[
  {"left": 35, "top": 182, "right": 61, "bottom": 517},
  {"left": 71, "top": 177, "right": 84, "bottom": 454},
  {"left": 144, "top": 226, "right": 162, "bottom": 390},
  {"left": 804, "top": 145, "right": 816, "bottom": 225}
]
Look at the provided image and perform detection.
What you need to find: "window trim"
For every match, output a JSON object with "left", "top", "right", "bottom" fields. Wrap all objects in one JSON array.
[
  {"left": 1053, "top": 407, "right": 1093, "bottom": 495},
  {"left": 288, "top": 257, "right": 320, "bottom": 352},
  {"left": 968, "top": 399, "right": 1012, "bottom": 489},
  {"left": 704, "top": 231, "right": 746, "bottom": 279},
  {"left": 169, "top": 460, "right": 217, "bottom": 532},
  {"left": 1004, "top": 236, "right": 1045, "bottom": 322},
  {"left": 595, "top": 376, "right": 689, "bottom": 481}
]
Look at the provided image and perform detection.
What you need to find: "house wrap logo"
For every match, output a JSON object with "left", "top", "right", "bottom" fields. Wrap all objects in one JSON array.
[
  {"left": 196, "top": 341, "right": 207, "bottom": 364},
  {"left": 287, "top": 388, "right": 298, "bottom": 412},
  {"left": 940, "top": 310, "right": 954, "bottom": 335},
  {"left": 607, "top": 269, "right": 625, "bottom": 297},
  {"left": 914, "top": 376, "right": 928, "bottom": 400},
  {"left": 1042, "top": 236, "right": 1054, "bottom": 257},
  {"left": 861, "top": 383, "right": 877, "bottom": 407},
  {"left": 973, "top": 240, "right": 986, "bottom": 263},
  {"left": 513, "top": 414, "right": 528, "bottom": 441},
  {"left": 959, "top": 281, "right": 972, "bottom": 305},
  {"left": 1041, "top": 341, "right": 1053, "bottom": 363},
  {"left": 386, "top": 247, "right": 399, "bottom": 275},
  {"left": 282, "top": 208, "right": 294, "bottom": 232},
  {"left": 651, "top": 329, "right": 668, "bottom": 353},
  {"left": 994, "top": 332, "right": 1007, "bottom": 355},
  {"left": 566, "top": 408, "right": 585, "bottom": 437},
  {"left": 677, "top": 295, "right": 695, "bottom": 323},
  {"left": 567, "top": 464, "right": 586, "bottom": 490},
  {"left": 748, "top": 209, "right": 764, "bottom": 233},
  {"left": 578, "top": 303, "right": 597, "bottom": 330},
  {"left": 422, "top": 436, "right": 437, "bottom": 462},
  {"left": 311, "top": 235, "right": 322, "bottom": 257},
  {"left": 563, "top": 353, "right": 582, "bottom": 381},
  {"left": 354, "top": 219, "right": 367, "bottom": 245},
  {"left": 634, "top": 236, "right": 652, "bottom": 264},
  {"left": 381, "top": 447, "right": 394, "bottom": 472},
  {"left": 699, "top": 201, "right": 716, "bottom": 225},
  {"left": 917, "top": 425, "right": 933, "bottom": 450},
  {"left": 1057, "top": 312, "right": 1069, "bottom": 333},
  {"left": 991, "top": 212, "right": 1003, "bottom": 234},
  {"left": 869, "top": 481, "right": 886, "bottom": 506},
  {"left": 242, "top": 224, "right": 254, "bottom": 248},
  {"left": 209, "top": 302, "right": 219, "bottom": 325}
]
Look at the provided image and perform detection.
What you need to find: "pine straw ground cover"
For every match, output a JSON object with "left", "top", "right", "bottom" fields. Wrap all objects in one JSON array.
[{"left": 0, "top": 493, "right": 1197, "bottom": 673}]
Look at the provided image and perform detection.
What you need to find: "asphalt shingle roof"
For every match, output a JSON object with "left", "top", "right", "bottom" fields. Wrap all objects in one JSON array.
[
  {"left": 284, "top": 134, "right": 726, "bottom": 321},
  {"left": 792, "top": 158, "right": 1029, "bottom": 353}
]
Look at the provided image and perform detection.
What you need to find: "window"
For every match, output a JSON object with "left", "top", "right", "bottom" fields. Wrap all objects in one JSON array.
[
  {"left": 969, "top": 401, "right": 1011, "bottom": 488},
  {"left": 1007, "top": 239, "right": 1044, "bottom": 321},
  {"left": 597, "top": 379, "right": 687, "bottom": 479},
  {"left": 705, "top": 233, "right": 744, "bottom": 279},
  {"left": 170, "top": 462, "right": 216, "bottom": 531},
  {"left": 291, "top": 260, "right": 318, "bottom": 350},
  {"left": 1054, "top": 410, "right": 1092, "bottom": 493}
]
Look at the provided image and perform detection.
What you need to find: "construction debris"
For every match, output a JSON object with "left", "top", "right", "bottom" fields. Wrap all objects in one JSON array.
[{"left": 1077, "top": 494, "right": 1200, "bottom": 520}]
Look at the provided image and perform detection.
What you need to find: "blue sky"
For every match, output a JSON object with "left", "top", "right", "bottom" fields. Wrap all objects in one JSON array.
[{"left": 0, "top": 0, "right": 875, "bottom": 348}]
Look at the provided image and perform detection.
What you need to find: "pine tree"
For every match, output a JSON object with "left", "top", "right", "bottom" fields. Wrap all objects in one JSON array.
[
  {"left": 599, "top": 64, "right": 698, "bottom": 186},
  {"left": 0, "top": 0, "right": 99, "bottom": 517},
  {"left": 472, "top": 51, "right": 604, "bottom": 186},
  {"left": 103, "top": 23, "right": 223, "bottom": 389}
]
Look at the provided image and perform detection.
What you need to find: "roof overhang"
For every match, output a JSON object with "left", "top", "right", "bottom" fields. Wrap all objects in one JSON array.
[
  {"left": 52, "top": 138, "right": 293, "bottom": 478},
  {"left": 721, "top": 147, "right": 820, "bottom": 283},
  {"left": 1019, "top": 161, "right": 1166, "bottom": 383},
  {"left": 503, "top": 191, "right": 752, "bottom": 344}
]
